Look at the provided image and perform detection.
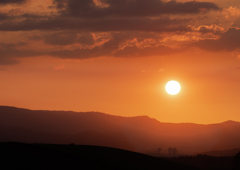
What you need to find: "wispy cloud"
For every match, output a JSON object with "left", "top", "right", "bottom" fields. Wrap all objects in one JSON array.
[{"left": 54, "top": 64, "right": 65, "bottom": 70}]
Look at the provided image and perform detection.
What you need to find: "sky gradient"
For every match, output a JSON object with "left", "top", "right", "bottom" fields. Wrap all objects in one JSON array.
[{"left": 1, "top": 0, "right": 240, "bottom": 124}]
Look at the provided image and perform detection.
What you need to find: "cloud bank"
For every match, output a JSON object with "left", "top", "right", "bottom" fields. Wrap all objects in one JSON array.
[{"left": 0, "top": 0, "right": 240, "bottom": 65}]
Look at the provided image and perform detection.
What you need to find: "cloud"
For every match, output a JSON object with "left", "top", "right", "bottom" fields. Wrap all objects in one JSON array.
[
  {"left": 54, "top": 64, "right": 65, "bottom": 70},
  {"left": 28, "top": 34, "right": 43, "bottom": 40},
  {"left": 78, "top": 33, "right": 95, "bottom": 46},
  {"left": 44, "top": 32, "right": 95, "bottom": 46},
  {"left": 195, "top": 27, "right": 240, "bottom": 51},
  {"left": 48, "top": 43, "right": 182, "bottom": 59},
  {"left": 0, "top": 31, "right": 183, "bottom": 65},
  {"left": 0, "top": 58, "right": 19, "bottom": 65},
  {"left": 190, "top": 24, "right": 225, "bottom": 34},
  {"left": 4, "top": 25, "right": 240, "bottom": 65},
  {"left": 0, "top": 0, "right": 27, "bottom": 5},
  {"left": 45, "top": 32, "right": 78, "bottom": 46},
  {"left": 222, "top": 6, "right": 240, "bottom": 18},
  {"left": 54, "top": 0, "right": 220, "bottom": 18},
  {"left": 114, "top": 44, "right": 181, "bottom": 57},
  {"left": 53, "top": 0, "right": 67, "bottom": 9},
  {"left": 0, "top": 0, "right": 230, "bottom": 66},
  {"left": 0, "top": 13, "right": 9, "bottom": 21},
  {"left": 0, "top": 16, "right": 192, "bottom": 33},
  {"left": 48, "top": 47, "right": 103, "bottom": 59},
  {"left": 45, "top": 31, "right": 181, "bottom": 59},
  {"left": 0, "top": 42, "right": 43, "bottom": 65},
  {"left": 2, "top": 26, "right": 239, "bottom": 66},
  {"left": 232, "top": 17, "right": 240, "bottom": 27},
  {"left": 0, "top": 12, "right": 50, "bottom": 23},
  {"left": 0, "top": 0, "right": 220, "bottom": 34}
]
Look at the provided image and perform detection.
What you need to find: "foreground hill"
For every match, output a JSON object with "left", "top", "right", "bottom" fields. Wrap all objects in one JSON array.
[
  {"left": 0, "top": 142, "right": 197, "bottom": 170},
  {"left": 1, "top": 106, "right": 240, "bottom": 154}
]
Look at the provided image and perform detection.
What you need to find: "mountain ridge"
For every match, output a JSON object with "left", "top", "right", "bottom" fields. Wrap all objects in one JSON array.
[
  {"left": 1, "top": 105, "right": 238, "bottom": 125},
  {"left": 1, "top": 105, "right": 240, "bottom": 155}
]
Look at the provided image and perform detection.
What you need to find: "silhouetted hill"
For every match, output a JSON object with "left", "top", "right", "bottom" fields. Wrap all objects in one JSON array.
[
  {"left": 1, "top": 106, "right": 240, "bottom": 154},
  {"left": 0, "top": 142, "right": 197, "bottom": 170},
  {"left": 201, "top": 148, "right": 240, "bottom": 157}
]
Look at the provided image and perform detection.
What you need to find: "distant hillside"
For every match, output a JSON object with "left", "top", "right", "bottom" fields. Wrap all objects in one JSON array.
[
  {"left": 1, "top": 106, "right": 240, "bottom": 155},
  {"left": 201, "top": 148, "right": 240, "bottom": 157}
]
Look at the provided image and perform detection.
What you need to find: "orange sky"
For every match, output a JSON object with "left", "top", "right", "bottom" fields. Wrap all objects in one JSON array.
[{"left": 0, "top": 0, "right": 240, "bottom": 124}]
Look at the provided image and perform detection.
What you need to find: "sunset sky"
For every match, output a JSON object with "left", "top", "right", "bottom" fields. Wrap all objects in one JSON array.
[{"left": 1, "top": 0, "right": 240, "bottom": 124}]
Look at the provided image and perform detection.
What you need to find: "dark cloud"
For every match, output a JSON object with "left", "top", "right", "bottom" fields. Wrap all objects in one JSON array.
[
  {"left": 0, "top": 12, "right": 49, "bottom": 22},
  {"left": 0, "top": 41, "right": 105, "bottom": 65},
  {"left": 114, "top": 44, "right": 181, "bottom": 58},
  {"left": 3, "top": 26, "right": 240, "bottom": 65},
  {"left": 0, "top": 42, "right": 27, "bottom": 49},
  {"left": 20, "top": 13, "right": 52, "bottom": 19},
  {"left": 195, "top": 28, "right": 240, "bottom": 51},
  {"left": 0, "top": 48, "right": 42, "bottom": 58},
  {"left": 48, "top": 44, "right": 180, "bottom": 59},
  {"left": 0, "top": 42, "right": 43, "bottom": 65},
  {"left": 48, "top": 47, "right": 102, "bottom": 59},
  {"left": 232, "top": 18, "right": 240, "bottom": 28},
  {"left": 0, "top": 17, "right": 192, "bottom": 33},
  {"left": 54, "top": 0, "right": 220, "bottom": 18},
  {"left": 44, "top": 32, "right": 95, "bottom": 46},
  {"left": 0, "top": 32, "right": 181, "bottom": 65},
  {"left": 78, "top": 33, "right": 95, "bottom": 45},
  {"left": 45, "top": 32, "right": 78, "bottom": 46},
  {"left": 28, "top": 34, "right": 43, "bottom": 40},
  {"left": 0, "top": 0, "right": 27, "bottom": 5},
  {"left": 0, "top": 0, "right": 220, "bottom": 33},
  {"left": 101, "top": 31, "right": 162, "bottom": 51},
  {"left": 0, "top": 58, "right": 19, "bottom": 65},
  {"left": 46, "top": 30, "right": 184, "bottom": 58},
  {"left": 53, "top": 0, "right": 67, "bottom": 9},
  {"left": 0, "top": 13, "right": 9, "bottom": 21},
  {"left": 0, "top": 0, "right": 228, "bottom": 66}
]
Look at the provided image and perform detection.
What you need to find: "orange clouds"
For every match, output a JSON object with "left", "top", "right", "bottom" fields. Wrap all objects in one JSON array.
[
  {"left": 222, "top": 6, "right": 240, "bottom": 18},
  {"left": 1, "top": 0, "right": 239, "bottom": 66}
]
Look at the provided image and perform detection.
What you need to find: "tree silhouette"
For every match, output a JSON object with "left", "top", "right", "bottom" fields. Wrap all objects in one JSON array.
[
  {"left": 168, "top": 147, "right": 172, "bottom": 154},
  {"left": 172, "top": 147, "right": 177, "bottom": 155}
]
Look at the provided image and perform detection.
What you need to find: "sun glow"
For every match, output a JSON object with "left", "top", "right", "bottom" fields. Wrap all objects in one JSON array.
[{"left": 165, "top": 80, "right": 181, "bottom": 95}]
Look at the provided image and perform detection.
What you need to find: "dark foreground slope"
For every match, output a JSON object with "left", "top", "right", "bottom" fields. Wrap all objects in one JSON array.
[
  {"left": 0, "top": 142, "right": 197, "bottom": 170},
  {"left": 167, "top": 155, "right": 234, "bottom": 170}
]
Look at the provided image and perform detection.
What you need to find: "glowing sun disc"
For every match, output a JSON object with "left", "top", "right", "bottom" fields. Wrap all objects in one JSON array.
[{"left": 165, "top": 80, "right": 181, "bottom": 95}]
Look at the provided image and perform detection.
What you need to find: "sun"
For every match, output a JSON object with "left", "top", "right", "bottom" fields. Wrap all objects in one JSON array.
[{"left": 165, "top": 80, "right": 181, "bottom": 95}]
